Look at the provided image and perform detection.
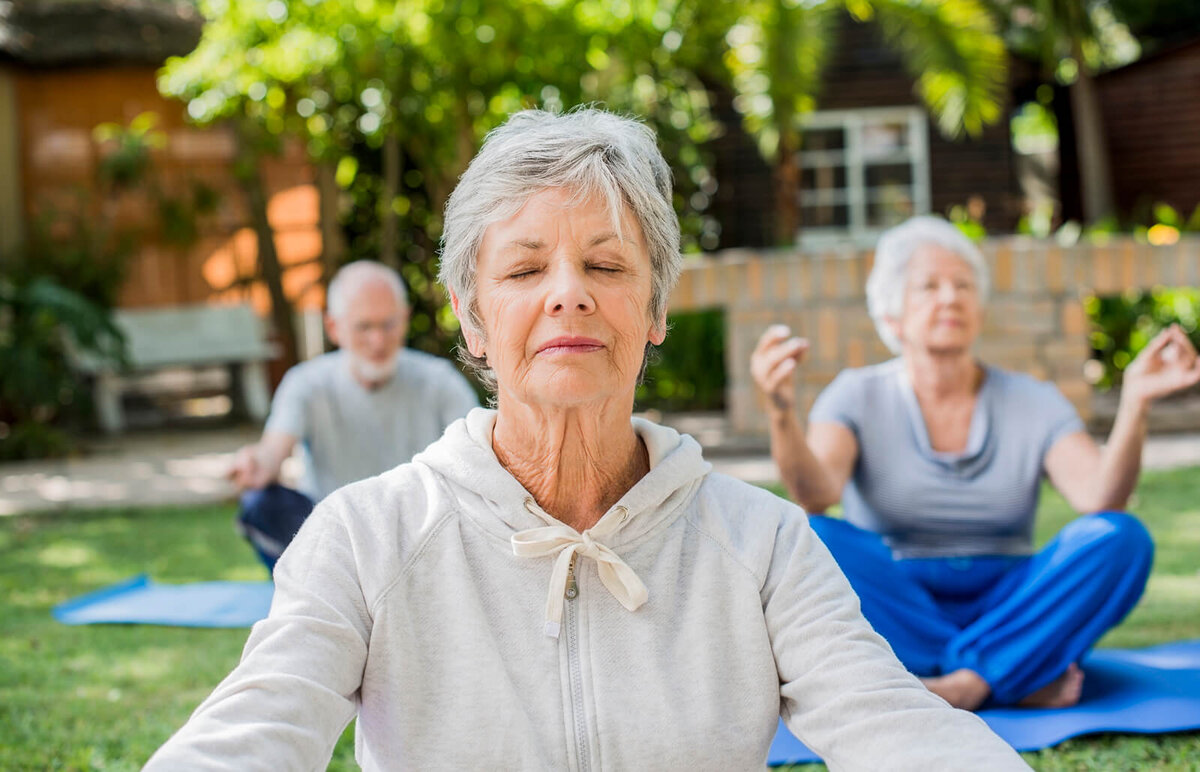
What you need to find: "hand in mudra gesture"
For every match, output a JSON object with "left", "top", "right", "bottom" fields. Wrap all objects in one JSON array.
[
  {"left": 1122, "top": 324, "right": 1200, "bottom": 408},
  {"left": 750, "top": 324, "right": 811, "bottom": 415}
]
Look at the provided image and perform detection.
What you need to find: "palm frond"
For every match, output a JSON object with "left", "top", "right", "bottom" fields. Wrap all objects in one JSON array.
[{"left": 871, "top": 0, "right": 1009, "bottom": 138}]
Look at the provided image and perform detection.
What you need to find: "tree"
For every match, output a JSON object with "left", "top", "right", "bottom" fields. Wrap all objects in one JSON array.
[
  {"left": 159, "top": 0, "right": 1010, "bottom": 361},
  {"left": 987, "top": 0, "right": 1143, "bottom": 224},
  {"left": 722, "top": 0, "right": 1008, "bottom": 244},
  {"left": 160, "top": 0, "right": 724, "bottom": 363}
]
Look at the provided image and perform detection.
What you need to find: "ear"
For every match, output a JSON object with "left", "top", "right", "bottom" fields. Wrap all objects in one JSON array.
[
  {"left": 884, "top": 315, "right": 903, "bottom": 344},
  {"left": 648, "top": 312, "right": 667, "bottom": 346},
  {"left": 324, "top": 313, "right": 341, "bottom": 347},
  {"left": 450, "top": 291, "right": 485, "bottom": 357}
]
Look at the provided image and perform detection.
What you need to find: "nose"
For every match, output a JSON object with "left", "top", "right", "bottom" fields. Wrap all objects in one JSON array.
[
  {"left": 936, "top": 281, "right": 959, "bottom": 304},
  {"left": 544, "top": 262, "right": 595, "bottom": 316}
]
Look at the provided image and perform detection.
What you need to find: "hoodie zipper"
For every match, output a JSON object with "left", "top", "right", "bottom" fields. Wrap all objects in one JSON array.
[{"left": 564, "top": 554, "right": 590, "bottom": 772}]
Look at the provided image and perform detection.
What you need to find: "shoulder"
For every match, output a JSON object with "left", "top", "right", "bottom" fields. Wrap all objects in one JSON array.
[
  {"left": 398, "top": 349, "right": 469, "bottom": 383},
  {"left": 297, "top": 461, "right": 452, "bottom": 600},
  {"left": 812, "top": 360, "right": 901, "bottom": 422},
  {"left": 685, "top": 473, "right": 811, "bottom": 581},
  {"left": 984, "top": 365, "right": 1070, "bottom": 403},
  {"left": 826, "top": 359, "right": 902, "bottom": 394},
  {"left": 281, "top": 351, "right": 343, "bottom": 389}
]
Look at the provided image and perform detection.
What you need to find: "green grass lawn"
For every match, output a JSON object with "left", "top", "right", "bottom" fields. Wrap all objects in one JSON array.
[{"left": 1, "top": 467, "right": 1198, "bottom": 770}]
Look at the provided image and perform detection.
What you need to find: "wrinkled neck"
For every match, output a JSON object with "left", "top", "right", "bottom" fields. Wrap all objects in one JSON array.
[{"left": 492, "top": 401, "right": 648, "bottom": 532}]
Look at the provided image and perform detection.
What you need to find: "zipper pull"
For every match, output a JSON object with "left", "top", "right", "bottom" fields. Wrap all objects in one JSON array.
[{"left": 565, "top": 553, "right": 579, "bottom": 600}]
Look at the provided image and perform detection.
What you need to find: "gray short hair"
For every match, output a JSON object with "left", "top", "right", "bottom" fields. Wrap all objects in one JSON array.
[
  {"left": 439, "top": 107, "right": 681, "bottom": 388},
  {"left": 327, "top": 261, "right": 408, "bottom": 319},
  {"left": 866, "top": 215, "right": 991, "bottom": 354}
]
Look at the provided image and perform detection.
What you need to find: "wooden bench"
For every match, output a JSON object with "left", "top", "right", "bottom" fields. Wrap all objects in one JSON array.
[{"left": 74, "top": 303, "right": 278, "bottom": 434}]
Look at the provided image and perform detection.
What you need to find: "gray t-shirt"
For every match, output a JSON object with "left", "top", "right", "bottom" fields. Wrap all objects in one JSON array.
[
  {"left": 265, "top": 348, "right": 478, "bottom": 501},
  {"left": 809, "top": 358, "right": 1084, "bottom": 558}
]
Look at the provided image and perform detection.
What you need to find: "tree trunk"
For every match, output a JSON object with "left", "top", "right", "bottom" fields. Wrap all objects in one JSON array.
[
  {"left": 315, "top": 160, "right": 347, "bottom": 284},
  {"left": 1069, "top": 41, "right": 1116, "bottom": 223},
  {"left": 235, "top": 129, "right": 298, "bottom": 369},
  {"left": 774, "top": 128, "right": 801, "bottom": 246},
  {"left": 379, "top": 132, "right": 401, "bottom": 271}
]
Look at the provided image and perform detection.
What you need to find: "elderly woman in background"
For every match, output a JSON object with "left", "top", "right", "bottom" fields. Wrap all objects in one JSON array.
[
  {"left": 146, "top": 111, "right": 1028, "bottom": 769},
  {"left": 752, "top": 215, "right": 1200, "bottom": 711}
]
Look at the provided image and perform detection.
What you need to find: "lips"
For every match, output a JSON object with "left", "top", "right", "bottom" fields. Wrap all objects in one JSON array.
[{"left": 536, "top": 336, "right": 605, "bottom": 355}]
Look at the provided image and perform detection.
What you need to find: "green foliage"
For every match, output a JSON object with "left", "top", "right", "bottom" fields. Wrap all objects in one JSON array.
[
  {"left": 5, "top": 113, "right": 215, "bottom": 458},
  {"left": 0, "top": 275, "right": 126, "bottom": 460},
  {"left": 157, "top": 0, "right": 1010, "bottom": 362},
  {"left": 993, "top": 0, "right": 1141, "bottom": 80},
  {"left": 160, "top": 0, "right": 732, "bottom": 362},
  {"left": 947, "top": 199, "right": 990, "bottom": 241},
  {"left": 1085, "top": 287, "right": 1200, "bottom": 391},
  {"left": 93, "top": 112, "right": 168, "bottom": 192},
  {"left": 638, "top": 308, "right": 727, "bottom": 412}
]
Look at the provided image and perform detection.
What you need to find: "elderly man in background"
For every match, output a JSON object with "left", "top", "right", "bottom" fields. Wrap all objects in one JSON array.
[{"left": 228, "top": 260, "right": 479, "bottom": 570}]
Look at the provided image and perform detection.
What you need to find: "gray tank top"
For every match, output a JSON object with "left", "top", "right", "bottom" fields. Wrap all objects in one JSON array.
[{"left": 809, "top": 359, "right": 1083, "bottom": 558}]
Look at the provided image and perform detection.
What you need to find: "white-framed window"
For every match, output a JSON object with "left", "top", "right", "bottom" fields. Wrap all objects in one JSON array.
[{"left": 796, "top": 106, "right": 931, "bottom": 247}]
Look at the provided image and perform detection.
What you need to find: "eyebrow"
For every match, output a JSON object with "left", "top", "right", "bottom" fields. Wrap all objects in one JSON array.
[
  {"left": 587, "top": 231, "right": 621, "bottom": 247},
  {"left": 503, "top": 231, "right": 627, "bottom": 251}
]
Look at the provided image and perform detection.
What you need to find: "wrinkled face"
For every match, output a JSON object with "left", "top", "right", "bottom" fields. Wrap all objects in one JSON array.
[
  {"left": 458, "top": 188, "right": 665, "bottom": 409},
  {"left": 326, "top": 280, "right": 409, "bottom": 384},
  {"left": 891, "top": 244, "right": 983, "bottom": 355}
]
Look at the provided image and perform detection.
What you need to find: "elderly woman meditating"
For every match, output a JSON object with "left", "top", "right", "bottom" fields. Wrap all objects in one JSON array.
[
  {"left": 752, "top": 215, "right": 1200, "bottom": 711},
  {"left": 147, "top": 111, "right": 1027, "bottom": 769}
]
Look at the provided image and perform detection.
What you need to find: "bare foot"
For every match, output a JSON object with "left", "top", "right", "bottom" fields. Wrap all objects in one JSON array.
[
  {"left": 1018, "top": 663, "right": 1084, "bottom": 709},
  {"left": 921, "top": 668, "right": 991, "bottom": 710}
]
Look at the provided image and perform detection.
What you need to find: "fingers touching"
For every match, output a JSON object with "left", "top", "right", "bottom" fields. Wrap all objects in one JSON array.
[{"left": 751, "top": 324, "right": 809, "bottom": 412}]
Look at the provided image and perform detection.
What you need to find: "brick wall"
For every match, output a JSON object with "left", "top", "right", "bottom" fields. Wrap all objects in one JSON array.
[{"left": 668, "top": 237, "right": 1200, "bottom": 437}]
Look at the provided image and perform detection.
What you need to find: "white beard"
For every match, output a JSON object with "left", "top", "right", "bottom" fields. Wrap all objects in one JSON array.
[{"left": 349, "top": 353, "right": 398, "bottom": 386}]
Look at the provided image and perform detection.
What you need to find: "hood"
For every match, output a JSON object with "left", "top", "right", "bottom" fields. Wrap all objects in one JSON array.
[{"left": 413, "top": 407, "right": 711, "bottom": 547}]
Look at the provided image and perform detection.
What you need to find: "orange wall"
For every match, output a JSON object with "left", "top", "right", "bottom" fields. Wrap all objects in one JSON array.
[{"left": 15, "top": 65, "right": 325, "bottom": 315}]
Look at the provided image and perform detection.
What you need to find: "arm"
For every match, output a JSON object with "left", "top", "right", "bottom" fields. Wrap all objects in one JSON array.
[
  {"left": 750, "top": 325, "right": 857, "bottom": 511},
  {"left": 145, "top": 497, "right": 369, "bottom": 768},
  {"left": 228, "top": 430, "right": 299, "bottom": 492},
  {"left": 1046, "top": 324, "right": 1200, "bottom": 513},
  {"left": 767, "top": 510, "right": 1029, "bottom": 769}
]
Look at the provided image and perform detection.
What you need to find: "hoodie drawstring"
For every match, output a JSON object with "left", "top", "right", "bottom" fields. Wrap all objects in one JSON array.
[{"left": 512, "top": 500, "right": 647, "bottom": 638}]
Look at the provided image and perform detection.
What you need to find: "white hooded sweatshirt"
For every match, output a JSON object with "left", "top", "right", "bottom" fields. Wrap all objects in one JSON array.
[{"left": 147, "top": 408, "right": 1028, "bottom": 771}]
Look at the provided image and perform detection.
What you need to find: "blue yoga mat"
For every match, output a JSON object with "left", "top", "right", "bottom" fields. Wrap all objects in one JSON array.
[
  {"left": 769, "top": 639, "right": 1200, "bottom": 764},
  {"left": 53, "top": 574, "right": 274, "bottom": 628},
  {"left": 52, "top": 579, "right": 1200, "bottom": 756}
]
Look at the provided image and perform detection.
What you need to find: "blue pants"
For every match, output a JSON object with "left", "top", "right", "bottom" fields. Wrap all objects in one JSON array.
[
  {"left": 236, "top": 484, "right": 316, "bottom": 573},
  {"left": 809, "top": 512, "right": 1153, "bottom": 705}
]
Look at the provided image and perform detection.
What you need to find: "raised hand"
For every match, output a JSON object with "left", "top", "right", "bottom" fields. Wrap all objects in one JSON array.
[
  {"left": 1122, "top": 324, "right": 1200, "bottom": 408},
  {"left": 750, "top": 324, "right": 810, "bottom": 415}
]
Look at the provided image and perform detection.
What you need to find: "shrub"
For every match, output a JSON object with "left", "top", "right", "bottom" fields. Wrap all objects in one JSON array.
[
  {"left": 637, "top": 309, "right": 726, "bottom": 412},
  {"left": 0, "top": 275, "right": 125, "bottom": 460},
  {"left": 1086, "top": 287, "right": 1200, "bottom": 391}
]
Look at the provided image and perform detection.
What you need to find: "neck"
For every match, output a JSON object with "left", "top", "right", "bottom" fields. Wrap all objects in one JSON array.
[
  {"left": 903, "top": 348, "right": 981, "bottom": 400},
  {"left": 492, "top": 395, "right": 648, "bottom": 533}
]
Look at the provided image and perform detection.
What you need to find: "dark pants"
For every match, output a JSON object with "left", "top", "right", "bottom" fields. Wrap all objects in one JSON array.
[
  {"left": 809, "top": 512, "right": 1154, "bottom": 705},
  {"left": 236, "top": 484, "right": 316, "bottom": 573}
]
